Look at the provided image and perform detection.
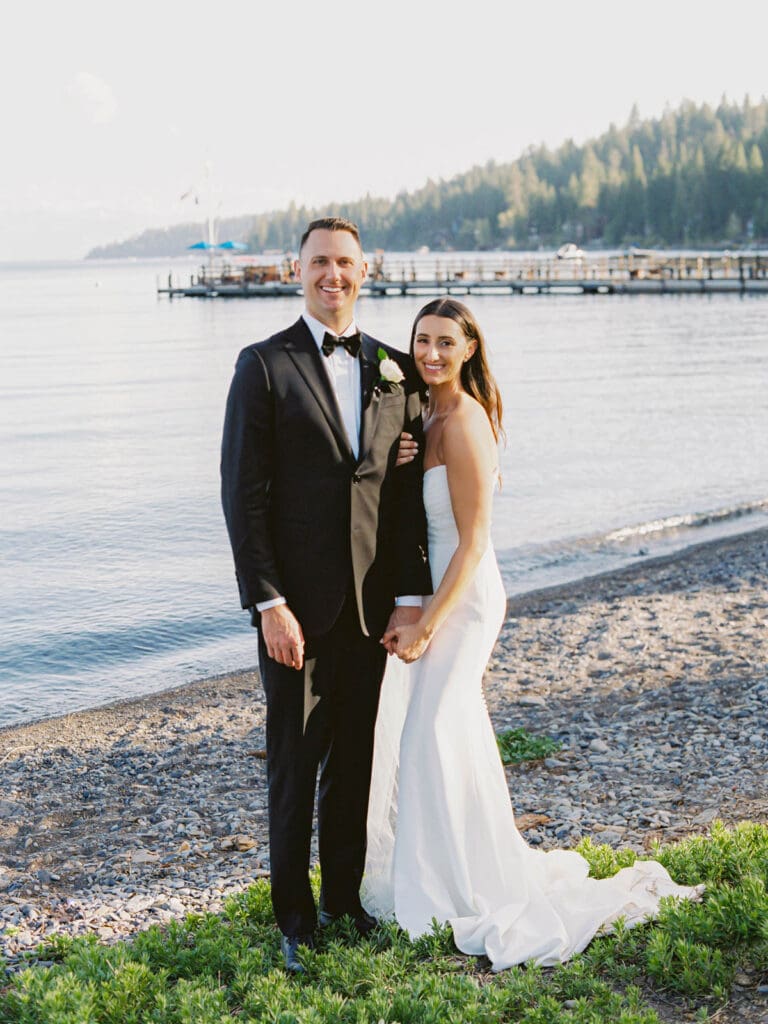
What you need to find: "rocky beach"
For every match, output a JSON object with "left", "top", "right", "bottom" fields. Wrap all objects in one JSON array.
[{"left": 1, "top": 527, "right": 767, "bottom": 982}]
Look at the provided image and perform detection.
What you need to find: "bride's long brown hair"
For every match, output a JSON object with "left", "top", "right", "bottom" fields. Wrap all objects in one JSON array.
[{"left": 409, "top": 298, "right": 505, "bottom": 443}]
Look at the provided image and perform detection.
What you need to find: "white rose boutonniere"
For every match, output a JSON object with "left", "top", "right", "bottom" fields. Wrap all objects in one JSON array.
[{"left": 377, "top": 347, "right": 405, "bottom": 393}]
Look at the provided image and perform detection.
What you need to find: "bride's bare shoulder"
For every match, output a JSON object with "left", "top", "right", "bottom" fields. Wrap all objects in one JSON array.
[
  {"left": 443, "top": 396, "right": 496, "bottom": 463},
  {"left": 446, "top": 394, "right": 493, "bottom": 435}
]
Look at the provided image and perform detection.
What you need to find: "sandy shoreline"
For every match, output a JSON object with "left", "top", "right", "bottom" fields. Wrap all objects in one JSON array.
[{"left": 1, "top": 526, "right": 767, "bottom": 970}]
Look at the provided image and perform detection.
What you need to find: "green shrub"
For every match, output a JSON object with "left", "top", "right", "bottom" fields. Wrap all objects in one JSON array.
[{"left": 497, "top": 728, "right": 561, "bottom": 764}]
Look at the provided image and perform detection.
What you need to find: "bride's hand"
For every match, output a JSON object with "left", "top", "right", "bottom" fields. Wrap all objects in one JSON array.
[{"left": 381, "top": 621, "right": 432, "bottom": 663}]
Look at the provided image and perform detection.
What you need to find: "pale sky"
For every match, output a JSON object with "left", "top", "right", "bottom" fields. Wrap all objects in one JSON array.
[{"left": 3, "top": 0, "right": 767, "bottom": 261}]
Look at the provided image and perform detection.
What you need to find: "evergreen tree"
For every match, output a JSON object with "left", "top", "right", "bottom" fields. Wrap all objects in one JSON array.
[{"left": 88, "top": 97, "right": 768, "bottom": 258}]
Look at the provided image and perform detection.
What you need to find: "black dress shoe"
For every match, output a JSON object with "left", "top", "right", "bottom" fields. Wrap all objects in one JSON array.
[
  {"left": 280, "top": 933, "right": 314, "bottom": 974},
  {"left": 318, "top": 909, "right": 378, "bottom": 936}
]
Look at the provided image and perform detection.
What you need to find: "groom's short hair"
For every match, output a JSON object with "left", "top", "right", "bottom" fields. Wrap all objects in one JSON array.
[{"left": 299, "top": 216, "right": 362, "bottom": 253}]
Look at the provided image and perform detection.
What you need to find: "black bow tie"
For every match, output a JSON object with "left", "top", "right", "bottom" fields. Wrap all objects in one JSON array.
[{"left": 321, "top": 331, "right": 362, "bottom": 358}]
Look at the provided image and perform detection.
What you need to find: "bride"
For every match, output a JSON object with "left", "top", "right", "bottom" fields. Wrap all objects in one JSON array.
[{"left": 363, "top": 298, "right": 701, "bottom": 971}]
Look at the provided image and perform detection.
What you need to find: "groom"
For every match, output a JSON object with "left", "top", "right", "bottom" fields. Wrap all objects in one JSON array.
[{"left": 221, "top": 217, "right": 430, "bottom": 972}]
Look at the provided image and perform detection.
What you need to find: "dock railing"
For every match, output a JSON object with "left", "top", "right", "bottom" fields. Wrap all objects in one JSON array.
[
  {"left": 158, "top": 250, "right": 768, "bottom": 298},
  {"left": 364, "top": 251, "right": 768, "bottom": 284}
]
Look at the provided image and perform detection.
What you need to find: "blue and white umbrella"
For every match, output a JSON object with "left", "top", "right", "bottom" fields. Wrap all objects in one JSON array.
[{"left": 187, "top": 240, "right": 248, "bottom": 251}]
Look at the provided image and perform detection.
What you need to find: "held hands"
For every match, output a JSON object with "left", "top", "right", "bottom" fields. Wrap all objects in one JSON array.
[
  {"left": 261, "top": 604, "right": 305, "bottom": 670},
  {"left": 395, "top": 432, "right": 419, "bottom": 467},
  {"left": 381, "top": 606, "right": 433, "bottom": 663}
]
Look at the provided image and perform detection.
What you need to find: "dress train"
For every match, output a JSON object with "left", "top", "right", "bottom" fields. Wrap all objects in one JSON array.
[{"left": 363, "top": 465, "right": 701, "bottom": 970}]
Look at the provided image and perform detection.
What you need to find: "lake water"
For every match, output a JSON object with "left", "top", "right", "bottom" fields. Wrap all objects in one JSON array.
[{"left": 1, "top": 257, "right": 767, "bottom": 729}]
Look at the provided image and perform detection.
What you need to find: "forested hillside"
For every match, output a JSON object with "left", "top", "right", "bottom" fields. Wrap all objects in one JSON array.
[{"left": 88, "top": 97, "right": 768, "bottom": 258}]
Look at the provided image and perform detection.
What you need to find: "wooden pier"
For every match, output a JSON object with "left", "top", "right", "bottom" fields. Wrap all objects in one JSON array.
[{"left": 157, "top": 250, "right": 768, "bottom": 299}]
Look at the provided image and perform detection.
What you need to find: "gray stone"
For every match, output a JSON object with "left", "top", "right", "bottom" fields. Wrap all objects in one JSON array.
[
  {"left": 518, "top": 694, "right": 547, "bottom": 707},
  {"left": 597, "top": 831, "right": 623, "bottom": 845}
]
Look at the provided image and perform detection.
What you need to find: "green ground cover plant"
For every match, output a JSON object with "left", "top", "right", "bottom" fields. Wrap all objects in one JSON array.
[
  {"left": 496, "top": 728, "right": 562, "bottom": 765},
  {"left": 1, "top": 821, "right": 766, "bottom": 1023}
]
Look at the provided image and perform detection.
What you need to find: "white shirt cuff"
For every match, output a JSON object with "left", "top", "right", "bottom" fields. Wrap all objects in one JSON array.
[
  {"left": 255, "top": 596, "right": 287, "bottom": 612},
  {"left": 258, "top": 595, "right": 421, "bottom": 611}
]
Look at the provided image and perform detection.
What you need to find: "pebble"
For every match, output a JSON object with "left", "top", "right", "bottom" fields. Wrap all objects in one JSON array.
[
  {"left": 1, "top": 530, "right": 767, "bottom": 974},
  {"left": 518, "top": 695, "right": 547, "bottom": 708},
  {"left": 595, "top": 830, "right": 623, "bottom": 846}
]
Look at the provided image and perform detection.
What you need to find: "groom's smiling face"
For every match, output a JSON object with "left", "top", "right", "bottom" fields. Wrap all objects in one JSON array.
[{"left": 296, "top": 228, "right": 368, "bottom": 332}]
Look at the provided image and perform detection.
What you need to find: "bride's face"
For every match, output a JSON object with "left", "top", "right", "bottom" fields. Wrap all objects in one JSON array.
[{"left": 412, "top": 315, "right": 476, "bottom": 389}]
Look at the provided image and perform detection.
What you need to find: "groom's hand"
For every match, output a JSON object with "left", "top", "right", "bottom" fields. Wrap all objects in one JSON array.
[
  {"left": 382, "top": 605, "right": 421, "bottom": 654},
  {"left": 261, "top": 604, "right": 305, "bottom": 670}
]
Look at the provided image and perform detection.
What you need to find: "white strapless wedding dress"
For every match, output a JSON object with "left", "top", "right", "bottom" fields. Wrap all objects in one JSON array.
[{"left": 362, "top": 464, "right": 701, "bottom": 971}]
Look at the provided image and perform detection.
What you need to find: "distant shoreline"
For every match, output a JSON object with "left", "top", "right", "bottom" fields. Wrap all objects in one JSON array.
[
  {"left": 85, "top": 243, "right": 768, "bottom": 262},
  {"left": 3, "top": 244, "right": 766, "bottom": 268}
]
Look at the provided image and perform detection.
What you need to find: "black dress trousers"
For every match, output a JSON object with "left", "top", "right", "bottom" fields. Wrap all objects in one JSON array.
[{"left": 258, "top": 590, "right": 388, "bottom": 937}]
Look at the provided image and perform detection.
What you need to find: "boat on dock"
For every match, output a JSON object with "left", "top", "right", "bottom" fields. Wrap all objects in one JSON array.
[{"left": 157, "top": 249, "right": 768, "bottom": 299}]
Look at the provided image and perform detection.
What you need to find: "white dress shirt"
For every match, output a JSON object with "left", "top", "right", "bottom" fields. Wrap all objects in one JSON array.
[{"left": 302, "top": 311, "right": 361, "bottom": 459}]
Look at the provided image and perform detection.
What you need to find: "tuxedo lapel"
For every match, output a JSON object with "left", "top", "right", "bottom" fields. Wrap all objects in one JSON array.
[
  {"left": 283, "top": 319, "right": 355, "bottom": 462},
  {"left": 357, "top": 335, "right": 383, "bottom": 464}
]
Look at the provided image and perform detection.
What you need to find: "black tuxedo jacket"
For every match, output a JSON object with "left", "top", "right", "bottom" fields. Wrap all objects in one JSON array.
[{"left": 221, "top": 317, "right": 431, "bottom": 639}]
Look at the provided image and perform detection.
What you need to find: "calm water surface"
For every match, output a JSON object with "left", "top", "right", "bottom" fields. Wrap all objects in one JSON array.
[{"left": 1, "top": 258, "right": 766, "bottom": 728}]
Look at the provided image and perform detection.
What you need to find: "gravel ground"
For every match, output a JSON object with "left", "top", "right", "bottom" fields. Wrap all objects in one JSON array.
[{"left": 1, "top": 527, "right": 767, "bottom": 1016}]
